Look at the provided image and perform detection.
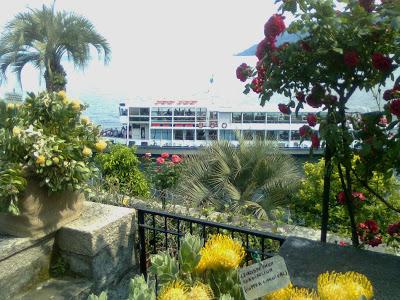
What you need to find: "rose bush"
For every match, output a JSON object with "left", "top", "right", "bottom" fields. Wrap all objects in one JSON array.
[{"left": 0, "top": 91, "right": 106, "bottom": 214}]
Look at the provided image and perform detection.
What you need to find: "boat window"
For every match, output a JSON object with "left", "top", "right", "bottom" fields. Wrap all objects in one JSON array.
[
  {"left": 196, "top": 108, "right": 207, "bottom": 117},
  {"left": 279, "top": 114, "right": 290, "bottom": 123},
  {"left": 267, "top": 113, "right": 279, "bottom": 123},
  {"left": 220, "top": 130, "right": 237, "bottom": 141},
  {"left": 129, "top": 108, "right": 140, "bottom": 115},
  {"left": 140, "top": 108, "right": 150, "bottom": 115},
  {"left": 243, "top": 113, "right": 254, "bottom": 123},
  {"left": 255, "top": 131, "right": 265, "bottom": 140},
  {"left": 208, "top": 130, "right": 218, "bottom": 140},
  {"left": 185, "top": 130, "right": 194, "bottom": 140},
  {"left": 174, "top": 130, "right": 184, "bottom": 140},
  {"left": 151, "top": 108, "right": 172, "bottom": 116},
  {"left": 266, "top": 131, "right": 278, "bottom": 140},
  {"left": 278, "top": 130, "right": 289, "bottom": 141},
  {"left": 197, "top": 129, "right": 206, "bottom": 140},
  {"left": 254, "top": 113, "right": 266, "bottom": 123},
  {"left": 232, "top": 113, "right": 242, "bottom": 123},
  {"left": 291, "top": 112, "right": 307, "bottom": 123},
  {"left": 209, "top": 112, "right": 218, "bottom": 120},
  {"left": 291, "top": 130, "right": 301, "bottom": 140},
  {"left": 243, "top": 130, "right": 254, "bottom": 140}
]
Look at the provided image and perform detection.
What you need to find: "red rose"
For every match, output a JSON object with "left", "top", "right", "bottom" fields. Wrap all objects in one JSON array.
[
  {"left": 307, "top": 114, "right": 318, "bottom": 127},
  {"left": 337, "top": 191, "right": 346, "bottom": 205},
  {"left": 387, "top": 222, "right": 400, "bottom": 236},
  {"left": 372, "top": 52, "right": 392, "bottom": 72},
  {"left": 359, "top": 0, "right": 374, "bottom": 12},
  {"left": 236, "top": 63, "right": 252, "bottom": 82},
  {"left": 296, "top": 92, "right": 305, "bottom": 103},
  {"left": 251, "top": 77, "right": 264, "bottom": 94},
  {"left": 278, "top": 104, "right": 290, "bottom": 114},
  {"left": 389, "top": 99, "right": 400, "bottom": 116},
  {"left": 156, "top": 157, "right": 165, "bottom": 165},
  {"left": 264, "top": 14, "right": 286, "bottom": 41},
  {"left": 299, "top": 125, "right": 311, "bottom": 137},
  {"left": 306, "top": 94, "right": 322, "bottom": 108},
  {"left": 383, "top": 89, "right": 394, "bottom": 101},
  {"left": 344, "top": 51, "right": 360, "bottom": 68},
  {"left": 171, "top": 154, "right": 182, "bottom": 164},
  {"left": 161, "top": 152, "right": 169, "bottom": 159},
  {"left": 311, "top": 134, "right": 320, "bottom": 148},
  {"left": 256, "top": 38, "right": 276, "bottom": 60},
  {"left": 256, "top": 62, "right": 266, "bottom": 79},
  {"left": 364, "top": 220, "right": 380, "bottom": 234},
  {"left": 338, "top": 241, "right": 348, "bottom": 246}
]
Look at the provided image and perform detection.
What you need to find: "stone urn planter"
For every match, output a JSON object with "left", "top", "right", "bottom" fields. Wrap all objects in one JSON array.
[{"left": 0, "top": 180, "right": 84, "bottom": 238}]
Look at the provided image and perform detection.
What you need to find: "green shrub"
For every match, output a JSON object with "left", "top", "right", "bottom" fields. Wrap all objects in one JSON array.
[
  {"left": 292, "top": 157, "right": 400, "bottom": 239},
  {"left": 96, "top": 144, "right": 150, "bottom": 198}
]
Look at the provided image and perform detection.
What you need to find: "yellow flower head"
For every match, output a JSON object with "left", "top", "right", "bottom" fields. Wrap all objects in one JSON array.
[
  {"left": 95, "top": 140, "right": 107, "bottom": 152},
  {"left": 317, "top": 271, "right": 373, "bottom": 300},
  {"left": 82, "top": 146, "right": 92, "bottom": 157},
  {"left": 52, "top": 157, "right": 60, "bottom": 165},
  {"left": 71, "top": 100, "right": 81, "bottom": 112},
  {"left": 36, "top": 155, "right": 46, "bottom": 166},
  {"left": 158, "top": 281, "right": 188, "bottom": 300},
  {"left": 187, "top": 283, "right": 213, "bottom": 300},
  {"left": 122, "top": 196, "right": 130, "bottom": 206},
  {"left": 265, "top": 284, "right": 319, "bottom": 300},
  {"left": 57, "top": 90, "right": 67, "bottom": 100},
  {"left": 196, "top": 234, "right": 245, "bottom": 272},
  {"left": 12, "top": 127, "right": 22, "bottom": 137},
  {"left": 81, "top": 116, "right": 90, "bottom": 125}
]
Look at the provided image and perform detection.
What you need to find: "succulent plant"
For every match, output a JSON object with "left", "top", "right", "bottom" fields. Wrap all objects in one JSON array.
[
  {"left": 87, "top": 292, "right": 108, "bottom": 300},
  {"left": 178, "top": 233, "right": 203, "bottom": 273},
  {"left": 148, "top": 252, "right": 179, "bottom": 286},
  {"left": 128, "top": 275, "right": 156, "bottom": 300}
]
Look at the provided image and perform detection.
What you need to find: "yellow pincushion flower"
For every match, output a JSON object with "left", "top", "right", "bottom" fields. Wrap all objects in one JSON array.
[
  {"left": 36, "top": 155, "right": 46, "bottom": 166},
  {"left": 265, "top": 284, "right": 319, "bottom": 300},
  {"left": 71, "top": 100, "right": 81, "bottom": 112},
  {"left": 57, "top": 90, "right": 67, "bottom": 100},
  {"left": 187, "top": 282, "right": 213, "bottom": 300},
  {"left": 81, "top": 116, "right": 90, "bottom": 125},
  {"left": 196, "top": 234, "right": 245, "bottom": 272},
  {"left": 95, "top": 140, "right": 107, "bottom": 152},
  {"left": 317, "top": 271, "right": 373, "bottom": 300},
  {"left": 158, "top": 281, "right": 188, "bottom": 300},
  {"left": 12, "top": 127, "right": 22, "bottom": 137},
  {"left": 82, "top": 146, "right": 92, "bottom": 157}
]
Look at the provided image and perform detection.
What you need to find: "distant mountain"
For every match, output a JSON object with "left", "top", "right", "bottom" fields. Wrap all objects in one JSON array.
[{"left": 235, "top": 32, "right": 302, "bottom": 56}]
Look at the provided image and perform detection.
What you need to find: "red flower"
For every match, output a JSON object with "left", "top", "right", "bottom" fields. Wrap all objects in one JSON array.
[
  {"left": 344, "top": 51, "right": 360, "bottom": 68},
  {"left": 300, "top": 41, "right": 312, "bottom": 52},
  {"left": 256, "top": 63, "right": 266, "bottom": 79},
  {"left": 389, "top": 99, "right": 400, "bottom": 117},
  {"left": 306, "top": 94, "right": 322, "bottom": 108},
  {"left": 387, "top": 222, "right": 400, "bottom": 237},
  {"left": 337, "top": 191, "right": 346, "bottom": 205},
  {"left": 278, "top": 103, "right": 290, "bottom": 114},
  {"left": 367, "top": 235, "right": 382, "bottom": 247},
  {"left": 306, "top": 114, "right": 317, "bottom": 127},
  {"left": 299, "top": 125, "right": 311, "bottom": 137},
  {"left": 311, "top": 134, "right": 320, "bottom": 148},
  {"left": 171, "top": 154, "right": 182, "bottom": 164},
  {"left": 296, "top": 92, "right": 305, "bottom": 103},
  {"left": 352, "top": 192, "right": 366, "bottom": 202},
  {"left": 161, "top": 152, "right": 170, "bottom": 159},
  {"left": 236, "top": 63, "right": 252, "bottom": 82},
  {"left": 156, "top": 157, "right": 165, "bottom": 165},
  {"left": 323, "top": 95, "right": 338, "bottom": 106},
  {"left": 251, "top": 77, "right": 264, "bottom": 94},
  {"left": 361, "top": 220, "right": 380, "bottom": 234},
  {"left": 372, "top": 52, "right": 392, "bottom": 72},
  {"left": 264, "top": 14, "right": 286, "bottom": 41},
  {"left": 383, "top": 89, "right": 394, "bottom": 101},
  {"left": 338, "top": 241, "right": 348, "bottom": 246},
  {"left": 359, "top": 0, "right": 374, "bottom": 12}
]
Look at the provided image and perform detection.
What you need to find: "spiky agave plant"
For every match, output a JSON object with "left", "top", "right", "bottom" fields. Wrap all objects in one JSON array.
[{"left": 176, "top": 140, "right": 300, "bottom": 219}]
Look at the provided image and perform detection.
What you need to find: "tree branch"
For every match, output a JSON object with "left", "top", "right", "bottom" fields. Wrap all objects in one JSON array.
[{"left": 352, "top": 168, "right": 400, "bottom": 213}]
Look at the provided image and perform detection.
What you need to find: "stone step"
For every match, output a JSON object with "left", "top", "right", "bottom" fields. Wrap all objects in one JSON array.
[{"left": 15, "top": 277, "right": 93, "bottom": 300}]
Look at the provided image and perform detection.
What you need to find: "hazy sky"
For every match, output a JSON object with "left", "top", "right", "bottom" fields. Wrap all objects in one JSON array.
[{"left": 0, "top": 0, "right": 279, "bottom": 102}]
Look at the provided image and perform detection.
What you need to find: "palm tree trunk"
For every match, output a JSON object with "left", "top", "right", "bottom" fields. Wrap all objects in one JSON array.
[{"left": 44, "top": 61, "right": 67, "bottom": 92}]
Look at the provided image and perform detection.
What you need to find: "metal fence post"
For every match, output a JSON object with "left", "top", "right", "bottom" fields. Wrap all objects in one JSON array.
[{"left": 137, "top": 209, "right": 147, "bottom": 279}]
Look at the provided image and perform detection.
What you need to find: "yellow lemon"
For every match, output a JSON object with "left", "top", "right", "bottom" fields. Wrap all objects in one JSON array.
[
  {"left": 12, "top": 127, "right": 22, "bottom": 137},
  {"left": 94, "top": 140, "right": 107, "bottom": 152},
  {"left": 82, "top": 146, "right": 92, "bottom": 157},
  {"left": 36, "top": 155, "right": 46, "bottom": 166},
  {"left": 71, "top": 100, "right": 81, "bottom": 112},
  {"left": 81, "top": 116, "right": 90, "bottom": 125},
  {"left": 52, "top": 157, "right": 60, "bottom": 165}
]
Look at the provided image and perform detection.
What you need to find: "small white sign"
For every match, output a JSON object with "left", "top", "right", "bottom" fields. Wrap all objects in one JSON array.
[{"left": 238, "top": 255, "right": 291, "bottom": 300}]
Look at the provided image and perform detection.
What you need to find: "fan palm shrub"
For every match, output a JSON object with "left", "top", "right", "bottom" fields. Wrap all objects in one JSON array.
[
  {"left": 177, "top": 140, "right": 300, "bottom": 219},
  {"left": 0, "top": 4, "right": 110, "bottom": 92}
]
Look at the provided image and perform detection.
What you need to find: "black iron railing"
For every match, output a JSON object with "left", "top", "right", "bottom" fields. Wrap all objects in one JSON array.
[{"left": 135, "top": 205, "right": 286, "bottom": 278}]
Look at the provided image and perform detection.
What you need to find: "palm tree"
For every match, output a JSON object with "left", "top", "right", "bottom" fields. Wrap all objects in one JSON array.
[
  {"left": 177, "top": 140, "right": 300, "bottom": 219},
  {"left": 0, "top": 4, "right": 111, "bottom": 92}
]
